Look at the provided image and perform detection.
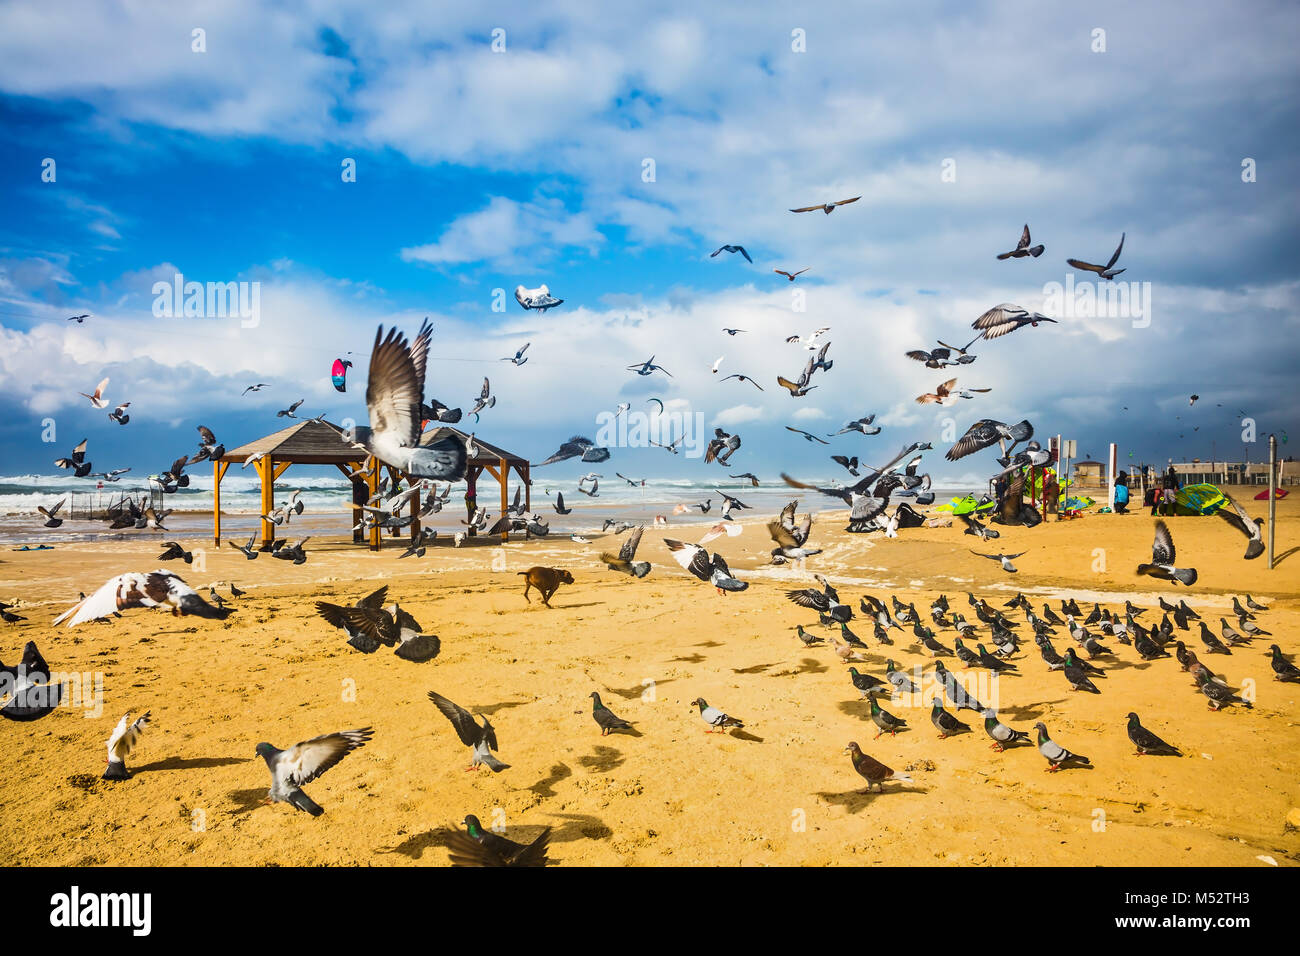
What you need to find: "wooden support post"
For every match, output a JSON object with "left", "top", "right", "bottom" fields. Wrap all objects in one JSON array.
[
  {"left": 522, "top": 463, "right": 531, "bottom": 513},
  {"left": 499, "top": 457, "right": 509, "bottom": 542},
  {"left": 409, "top": 478, "right": 421, "bottom": 545},
  {"left": 213, "top": 460, "right": 224, "bottom": 546},
  {"left": 259, "top": 455, "right": 276, "bottom": 551},
  {"left": 367, "top": 465, "right": 380, "bottom": 551},
  {"left": 1268, "top": 434, "right": 1278, "bottom": 569}
]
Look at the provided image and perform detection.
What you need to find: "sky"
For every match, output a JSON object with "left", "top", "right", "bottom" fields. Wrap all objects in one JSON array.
[{"left": 1, "top": 0, "right": 1298, "bottom": 488}]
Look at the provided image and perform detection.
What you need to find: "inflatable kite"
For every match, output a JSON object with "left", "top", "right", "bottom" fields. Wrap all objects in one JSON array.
[{"left": 331, "top": 358, "right": 353, "bottom": 393}]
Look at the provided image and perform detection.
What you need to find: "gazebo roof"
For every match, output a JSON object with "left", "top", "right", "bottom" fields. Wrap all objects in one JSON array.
[
  {"left": 420, "top": 425, "right": 529, "bottom": 466},
  {"left": 217, "top": 419, "right": 362, "bottom": 465}
]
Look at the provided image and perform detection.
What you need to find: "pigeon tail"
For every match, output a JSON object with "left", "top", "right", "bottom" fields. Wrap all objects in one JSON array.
[
  {"left": 288, "top": 789, "right": 325, "bottom": 816},
  {"left": 102, "top": 761, "right": 130, "bottom": 781}
]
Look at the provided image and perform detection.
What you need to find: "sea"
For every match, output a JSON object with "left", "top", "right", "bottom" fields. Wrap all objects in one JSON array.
[{"left": 0, "top": 472, "right": 975, "bottom": 546}]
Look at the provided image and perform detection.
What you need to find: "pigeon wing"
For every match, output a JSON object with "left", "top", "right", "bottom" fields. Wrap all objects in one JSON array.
[
  {"left": 278, "top": 729, "right": 372, "bottom": 787},
  {"left": 367, "top": 322, "right": 428, "bottom": 448},
  {"left": 427, "top": 691, "right": 481, "bottom": 747}
]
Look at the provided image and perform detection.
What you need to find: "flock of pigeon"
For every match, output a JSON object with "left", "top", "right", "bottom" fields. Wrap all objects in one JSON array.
[{"left": 5, "top": 207, "right": 1288, "bottom": 866}]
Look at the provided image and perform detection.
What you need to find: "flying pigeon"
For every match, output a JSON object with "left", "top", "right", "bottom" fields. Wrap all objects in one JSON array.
[
  {"left": 789, "top": 196, "right": 861, "bottom": 214},
  {"left": 79, "top": 377, "right": 110, "bottom": 409},
  {"left": 971, "top": 303, "right": 1058, "bottom": 340},
  {"left": 53, "top": 571, "right": 231, "bottom": 627},
  {"left": 428, "top": 691, "right": 509, "bottom": 771},
  {"left": 0, "top": 641, "right": 64, "bottom": 721},
  {"left": 1137, "top": 520, "right": 1197, "bottom": 586},
  {"left": 627, "top": 355, "right": 672, "bottom": 377},
  {"left": 358, "top": 320, "right": 467, "bottom": 479},
  {"left": 514, "top": 284, "right": 563, "bottom": 312},
  {"left": 103, "top": 711, "right": 151, "bottom": 780},
  {"left": 996, "top": 224, "right": 1045, "bottom": 260},
  {"left": 774, "top": 268, "right": 809, "bottom": 281},
  {"left": 535, "top": 435, "right": 610, "bottom": 467},
  {"left": 1067, "top": 233, "right": 1126, "bottom": 280},
  {"left": 710, "top": 244, "right": 752, "bottom": 263},
  {"left": 445, "top": 814, "right": 551, "bottom": 867},
  {"left": 970, "top": 550, "right": 1026, "bottom": 573},
  {"left": 664, "top": 539, "right": 747, "bottom": 593},
  {"left": 930, "top": 697, "right": 970, "bottom": 738},
  {"left": 501, "top": 342, "right": 530, "bottom": 366},
  {"left": 601, "top": 525, "right": 651, "bottom": 578},
  {"left": 1216, "top": 493, "right": 1264, "bottom": 560},
  {"left": 53, "top": 438, "right": 93, "bottom": 477},
  {"left": 254, "top": 727, "right": 374, "bottom": 815}
]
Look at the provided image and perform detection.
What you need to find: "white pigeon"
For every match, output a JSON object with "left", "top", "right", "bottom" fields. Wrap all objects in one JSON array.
[
  {"left": 80, "top": 377, "right": 110, "bottom": 409},
  {"left": 53, "top": 570, "right": 230, "bottom": 627},
  {"left": 514, "top": 284, "right": 564, "bottom": 312},
  {"left": 103, "top": 711, "right": 151, "bottom": 780}
]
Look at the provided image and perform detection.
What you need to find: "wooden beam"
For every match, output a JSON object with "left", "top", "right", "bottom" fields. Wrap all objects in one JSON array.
[
  {"left": 521, "top": 463, "right": 531, "bottom": 513},
  {"left": 259, "top": 455, "right": 276, "bottom": 550},
  {"left": 367, "top": 465, "right": 380, "bottom": 551},
  {"left": 499, "top": 457, "right": 509, "bottom": 542},
  {"left": 212, "top": 459, "right": 229, "bottom": 546}
]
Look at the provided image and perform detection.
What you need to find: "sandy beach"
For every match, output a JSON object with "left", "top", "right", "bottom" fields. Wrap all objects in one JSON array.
[{"left": 2, "top": 489, "right": 1297, "bottom": 867}]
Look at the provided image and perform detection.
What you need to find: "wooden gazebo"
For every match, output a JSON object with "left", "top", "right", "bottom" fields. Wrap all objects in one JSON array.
[
  {"left": 420, "top": 426, "right": 532, "bottom": 538},
  {"left": 212, "top": 419, "right": 532, "bottom": 551}
]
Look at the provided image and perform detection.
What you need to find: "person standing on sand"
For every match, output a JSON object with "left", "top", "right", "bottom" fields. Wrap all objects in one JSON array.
[
  {"left": 1114, "top": 471, "right": 1130, "bottom": 514},
  {"left": 465, "top": 473, "right": 478, "bottom": 536}
]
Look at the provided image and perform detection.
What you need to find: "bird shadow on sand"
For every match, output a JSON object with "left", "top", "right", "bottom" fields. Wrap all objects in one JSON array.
[
  {"left": 529, "top": 761, "right": 573, "bottom": 799},
  {"left": 694, "top": 640, "right": 724, "bottom": 648},
  {"left": 548, "top": 601, "right": 605, "bottom": 610},
  {"left": 725, "top": 729, "right": 764, "bottom": 743},
  {"left": 133, "top": 755, "right": 250, "bottom": 774},
  {"left": 601, "top": 725, "right": 645, "bottom": 739},
  {"left": 375, "top": 827, "right": 452, "bottom": 860},
  {"left": 546, "top": 811, "right": 614, "bottom": 842},
  {"left": 772, "top": 657, "right": 828, "bottom": 677},
  {"left": 579, "top": 744, "right": 625, "bottom": 772},
  {"left": 227, "top": 787, "right": 272, "bottom": 815},
  {"left": 604, "top": 678, "right": 674, "bottom": 700},
  {"left": 731, "top": 661, "right": 779, "bottom": 674},
  {"left": 669, "top": 652, "right": 707, "bottom": 664},
  {"left": 1102, "top": 659, "right": 1146, "bottom": 673},
  {"left": 816, "top": 784, "right": 927, "bottom": 813},
  {"left": 473, "top": 699, "right": 530, "bottom": 717},
  {"left": 997, "top": 699, "right": 1065, "bottom": 720}
]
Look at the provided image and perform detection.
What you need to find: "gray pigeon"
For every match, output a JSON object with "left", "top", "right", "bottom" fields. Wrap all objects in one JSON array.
[
  {"left": 1033, "top": 722, "right": 1090, "bottom": 771},
  {"left": 254, "top": 727, "right": 374, "bottom": 815},
  {"left": 982, "top": 709, "right": 1030, "bottom": 751},
  {"left": 428, "top": 691, "right": 508, "bottom": 771},
  {"left": 693, "top": 697, "right": 743, "bottom": 733}
]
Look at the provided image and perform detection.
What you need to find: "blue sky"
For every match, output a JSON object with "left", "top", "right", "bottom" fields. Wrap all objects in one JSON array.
[{"left": 1, "top": 0, "right": 1298, "bottom": 487}]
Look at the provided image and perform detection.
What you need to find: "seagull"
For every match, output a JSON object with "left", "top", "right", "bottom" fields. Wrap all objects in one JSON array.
[
  {"left": 1217, "top": 493, "right": 1264, "bottom": 560},
  {"left": 53, "top": 571, "right": 230, "bottom": 627},
  {"left": 710, "top": 244, "right": 752, "bottom": 263},
  {"left": 971, "top": 303, "right": 1058, "bottom": 340},
  {"left": 774, "top": 268, "right": 809, "bottom": 281},
  {"left": 720, "top": 373, "right": 764, "bottom": 390},
  {"left": 79, "top": 377, "right": 110, "bottom": 409},
  {"left": 103, "top": 711, "right": 151, "bottom": 780},
  {"left": 785, "top": 426, "right": 829, "bottom": 445},
  {"left": 971, "top": 550, "right": 1027, "bottom": 573},
  {"left": 1067, "top": 233, "right": 1126, "bottom": 280},
  {"left": 514, "top": 284, "right": 563, "bottom": 312},
  {"left": 255, "top": 727, "right": 374, "bottom": 815},
  {"left": 721, "top": 328, "right": 746, "bottom": 335},
  {"left": 242, "top": 383, "right": 270, "bottom": 395},
  {"left": 789, "top": 196, "right": 860, "bottom": 214},
  {"left": 996, "top": 224, "right": 1045, "bottom": 260},
  {"left": 916, "top": 378, "right": 959, "bottom": 405},
  {"left": 276, "top": 399, "right": 304, "bottom": 418},
  {"left": 428, "top": 691, "right": 508, "bottom": 772},
  {"left": 627, "top": 355, "right": 672, "bottom": 377},
  {"left": 1136, "top": 520, "right": 1197, "bottom": 586},
  {"left": 468, "top": 377, "right": 495, "bottom": 422},
  {"left": 501, "top": 342, "right": 530, "bottom": 366},
  {"left": 356, "top": 320, "right": 466, "bottom": 479},
  {"left": 67, "top": 313, "right": 91, "bottom": 322},
  {"left": 664, "top": 539, "right": 747, "bottom": 593},
  {"left": 534, "top": 435, "right": 610, "bottom": 467},
  {"left": 829, "top": 414, "right": 880, "bottom": 436}
]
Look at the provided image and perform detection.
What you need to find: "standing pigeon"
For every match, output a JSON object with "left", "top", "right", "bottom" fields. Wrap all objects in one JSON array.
[
  {"left": 844, "top": 742, "right": 912, "bottom": 792},
  {"left": 428, "top": 691, "right": 508, "bottom": 771},
  {"left": 693, "top": 697, "right": 743, "bottom": 733},
  {"left": 1196, "top": 671, "right": 1252, "bottom": 710},
  {"left": 254, "top": 727, "right": 374, "bottom": 815},
  {"left": 1125, "top": 712, "right": 1182, "bottom": 756},
  {"left": 103, "top": 711, "right": 151, "bottom": 780},
  {"left": 1267, "top": 645, "right": 1300, "bottom": 682},
  {"left": 589, "top": 692, "right": 633, "bottom": 736},
  {"left": 1033, "top": 722, "right": 1090, "bottom": 771},
  {"left": 1137, "top": 521, "right": 1197, "bottom": 586},
  {"left": 868, "top": 696, "right": 907, "bottom": 738},
  {"left": 445, "top": 814, "right": 551, "bottom": 867},
  {"left": 982, "top": 710, "right": 1031, "bottom": 751},
  {"left": 930, "top": 697, "right": 970, "bottom": 738}
]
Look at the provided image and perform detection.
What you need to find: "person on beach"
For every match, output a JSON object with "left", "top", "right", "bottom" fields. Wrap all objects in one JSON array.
[
  {"left": 1114, "top": 471, "right": 1130, "bottom": 514},
  {"left": 465, "top": 473, "right": 478, "bottom": 536}
]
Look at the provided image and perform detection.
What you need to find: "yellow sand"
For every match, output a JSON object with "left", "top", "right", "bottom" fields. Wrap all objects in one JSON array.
[{"left": 2, "top": 490, "right": 1298, "bottom": 866}]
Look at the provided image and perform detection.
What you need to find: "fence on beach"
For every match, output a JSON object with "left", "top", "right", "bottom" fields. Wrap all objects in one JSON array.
[{"left": 66, "top": 486, "right": 167, "bottom": 520}]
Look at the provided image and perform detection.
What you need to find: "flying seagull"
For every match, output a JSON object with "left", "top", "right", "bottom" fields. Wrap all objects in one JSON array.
[
  {"left": 971, "top": 303, "right": 1058, "bottom": 340},
  {"left": 255, "top": 727, "right": 374, "bottom": 815},
  {"left": 276, "top": 399, "right": 304, "bottom": 418},
  {"left": 789, "top": 196, "right": 860, "bottom": 214},
  {"left": 1067, "top": 233, "right": 1126, "bottom": 280},
  {"left": 710, "top": 244, "right": 752, "bottom": 263},
  {"left": 242, "top": 383, "right": 270, "bottom": 395},
  {"left": 774, "top": 268, "right": 809, "bottom": 281},
  {"left": 357, "top": 320, "right": 466, "bottom": 479},
  {"left": 1137, "top": 520, "right": 1197, "bottom": 586},
  {"left": 996, "top": 224, "right": 1045, "bottom": 260},
  {"left": 514, "top": 284, "right": 563, "bottom": 312},
  {"left": 67, "top": 313, "right": 91, "bottom": 322},
  {"left": 720, "top": 373, "right": 764, "bottom": 390}
]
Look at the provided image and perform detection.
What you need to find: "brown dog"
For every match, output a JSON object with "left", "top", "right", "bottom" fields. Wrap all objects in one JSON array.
[{"left": 517, "top": 566, "right": 573, "bottom": 608}]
